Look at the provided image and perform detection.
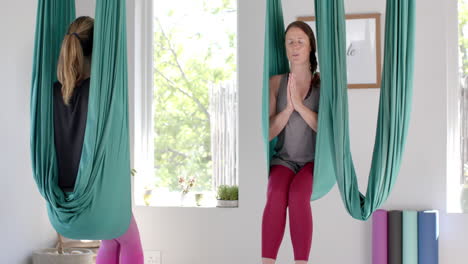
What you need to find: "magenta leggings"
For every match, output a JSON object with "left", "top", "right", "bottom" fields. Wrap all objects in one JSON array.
[
  {"left": 96, "top": 213, "right": 144, "bottom": 264},
  {"left": 262, "top": 162, "right": 314, "bottom": 261}
]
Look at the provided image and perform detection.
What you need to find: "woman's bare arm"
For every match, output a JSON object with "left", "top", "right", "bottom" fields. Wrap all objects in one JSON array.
[
  {"left": 295, "top": 104, "right": 318, "bottom": 132},
  {"left": 269, "top": 75, "right": 294, "bottom": 141}
]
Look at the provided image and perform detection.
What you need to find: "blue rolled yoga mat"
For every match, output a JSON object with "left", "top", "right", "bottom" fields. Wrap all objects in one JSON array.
[
  {"left": 418, "top": 210, "right": 439, "bottom": 264},
  {"left": 402, "top": 211, "right": 418, "bottom": 264}
]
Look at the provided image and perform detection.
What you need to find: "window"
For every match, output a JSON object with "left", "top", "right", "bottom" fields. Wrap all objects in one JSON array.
[
  {"left": 134, "top": 0, "right": 238, "bottom": 207},
  {"left": 448, "top": 0, "right": 468, "bottom": 213}
]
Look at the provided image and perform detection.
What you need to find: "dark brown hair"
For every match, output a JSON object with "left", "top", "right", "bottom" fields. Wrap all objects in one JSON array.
[
  {"left": 57, "top": 16, "right": 94, "bottom": 104},
  {"left": 285, "top": 21, "right": 320, "bottom": 87}
]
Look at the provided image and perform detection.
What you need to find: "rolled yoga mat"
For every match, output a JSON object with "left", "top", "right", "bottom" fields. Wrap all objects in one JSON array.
[
  {"left": 402, "top": 211, "right": 418, "bottom": 264},
  {"left": 388, "top": 211, "right": 402, "bottom": 264},
  {"left": 372, "top": 209, "right": 388, "bottom": 264},
  {"left": 418, "top": 210, "right": 439, "bottom": 264}
]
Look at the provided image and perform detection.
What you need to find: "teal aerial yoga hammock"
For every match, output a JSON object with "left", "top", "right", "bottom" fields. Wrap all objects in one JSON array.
[
  {"left": 262, "top": 0, "right": 415, "bottom": 220},
  {"left": 30, "top": 0, "right": 131, "bottom": 239}
]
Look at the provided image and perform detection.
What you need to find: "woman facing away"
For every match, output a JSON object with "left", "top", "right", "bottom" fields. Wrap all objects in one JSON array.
[
  {"left": 262, "top": 21, "right": 320, "bottom": 264},
  {"left": 54, "top": 16, "right": 144, "bottom": 264}
]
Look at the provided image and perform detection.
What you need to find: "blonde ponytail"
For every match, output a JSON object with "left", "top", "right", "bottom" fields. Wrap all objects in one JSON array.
[{"left": 57, "top": 16, "right": 94, "bottom": 105}]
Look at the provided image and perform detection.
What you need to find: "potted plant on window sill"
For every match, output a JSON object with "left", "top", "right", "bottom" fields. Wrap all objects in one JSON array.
[
  {"left": 216, "top": 185, "right": 238, "bottom": 208},
  {"left": 143, "top": 183, "right": 156, "bottom": 206},
  {"left": 178, "top": 176, "right": 196, "bottom": 206}
]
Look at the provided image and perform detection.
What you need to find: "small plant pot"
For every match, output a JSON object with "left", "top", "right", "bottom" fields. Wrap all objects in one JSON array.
[
  {"left": 195, "top": 193, "right": 204, "bottom": 206},
  {"left": 32, "top": 248, "right": 94, "bottom": 264},
  {"left": 144, "top": 189, "right": 153, "bottom": 206},
  {"left": 460, "top": 184, "right": 468, "bottom": 212},
  {"left": 216, "top": 199, "right": 238, "bottom": 208}
]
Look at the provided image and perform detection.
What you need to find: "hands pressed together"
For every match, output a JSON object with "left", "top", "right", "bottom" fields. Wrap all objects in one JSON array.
[{"left": 286, "top": 73, "right": 305, "bottom": 113}]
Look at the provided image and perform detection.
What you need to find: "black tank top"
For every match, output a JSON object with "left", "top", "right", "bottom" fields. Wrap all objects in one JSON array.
[{"left": 53, "top": 78, "right": 90, "bottom": 192}]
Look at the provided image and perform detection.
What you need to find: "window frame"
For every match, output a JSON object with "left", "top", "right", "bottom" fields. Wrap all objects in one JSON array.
[
  {"left": 447, "top": 0, "right": 463, "bottom": 213},
  {"left": 134, "top": 0, "right": 155, "bottom": 191}
]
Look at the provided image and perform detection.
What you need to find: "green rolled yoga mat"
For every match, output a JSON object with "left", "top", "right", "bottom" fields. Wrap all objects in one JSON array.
[
  {"left": 388, "top": 211, "right": 402, "bottom": 264},
  {"left": 402, "top": 211, "right": 418, "bottom": 264}
]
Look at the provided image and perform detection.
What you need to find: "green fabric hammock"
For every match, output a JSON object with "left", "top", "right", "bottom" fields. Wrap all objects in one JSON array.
[
  {"left": 30, "top": 0, "right": 131, "bottom": 239},
  {"left": 262, "top": 0, "right": 415, "bottom": 220}
]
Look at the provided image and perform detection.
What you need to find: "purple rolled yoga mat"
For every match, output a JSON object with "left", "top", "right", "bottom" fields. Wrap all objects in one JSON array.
[{"left": 372, "top": 209, "right": 388, "bottom": 264}]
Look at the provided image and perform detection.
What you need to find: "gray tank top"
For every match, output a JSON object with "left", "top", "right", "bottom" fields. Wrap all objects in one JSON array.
[{"left": 270, "top": 73, "right": 320, "bottom": 174}]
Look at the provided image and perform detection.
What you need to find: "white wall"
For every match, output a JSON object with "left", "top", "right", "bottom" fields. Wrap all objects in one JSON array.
[
  {"left": 1, "top": 2, "right": 56, "bottom": 264},
  {"left": 1, "top": 0, "right": 466, "bottom": 263}
]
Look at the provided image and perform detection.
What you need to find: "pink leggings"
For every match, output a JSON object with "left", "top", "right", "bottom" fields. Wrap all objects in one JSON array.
[
  {"left": 96, "top": 214, "right": 144, "bottom": 264},
  {"left": 262, "top": 162, "right": 314, "bottom": 261}
]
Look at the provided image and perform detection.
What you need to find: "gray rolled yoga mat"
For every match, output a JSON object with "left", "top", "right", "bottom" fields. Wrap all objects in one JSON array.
[{"left": 388, "top": 210, "right": 402, "bottom": 264}]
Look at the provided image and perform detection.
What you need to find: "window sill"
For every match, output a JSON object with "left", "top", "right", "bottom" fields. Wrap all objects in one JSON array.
[
  {"left": 135, "top": 204, "right": 238, "bottom": 208},
  {"left": 134, "top": 189, "right": 238, "bottom": 208}
]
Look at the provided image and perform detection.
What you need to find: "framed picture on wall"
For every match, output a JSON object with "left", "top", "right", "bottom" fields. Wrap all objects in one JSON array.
[{"left": 297, "top": 13, "right": 382, "bottom": 89}]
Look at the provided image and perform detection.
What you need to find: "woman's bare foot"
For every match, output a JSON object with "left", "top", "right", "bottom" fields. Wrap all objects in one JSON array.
[{"left": 262, "top": 257, "right": 275, "bottom": 264}]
